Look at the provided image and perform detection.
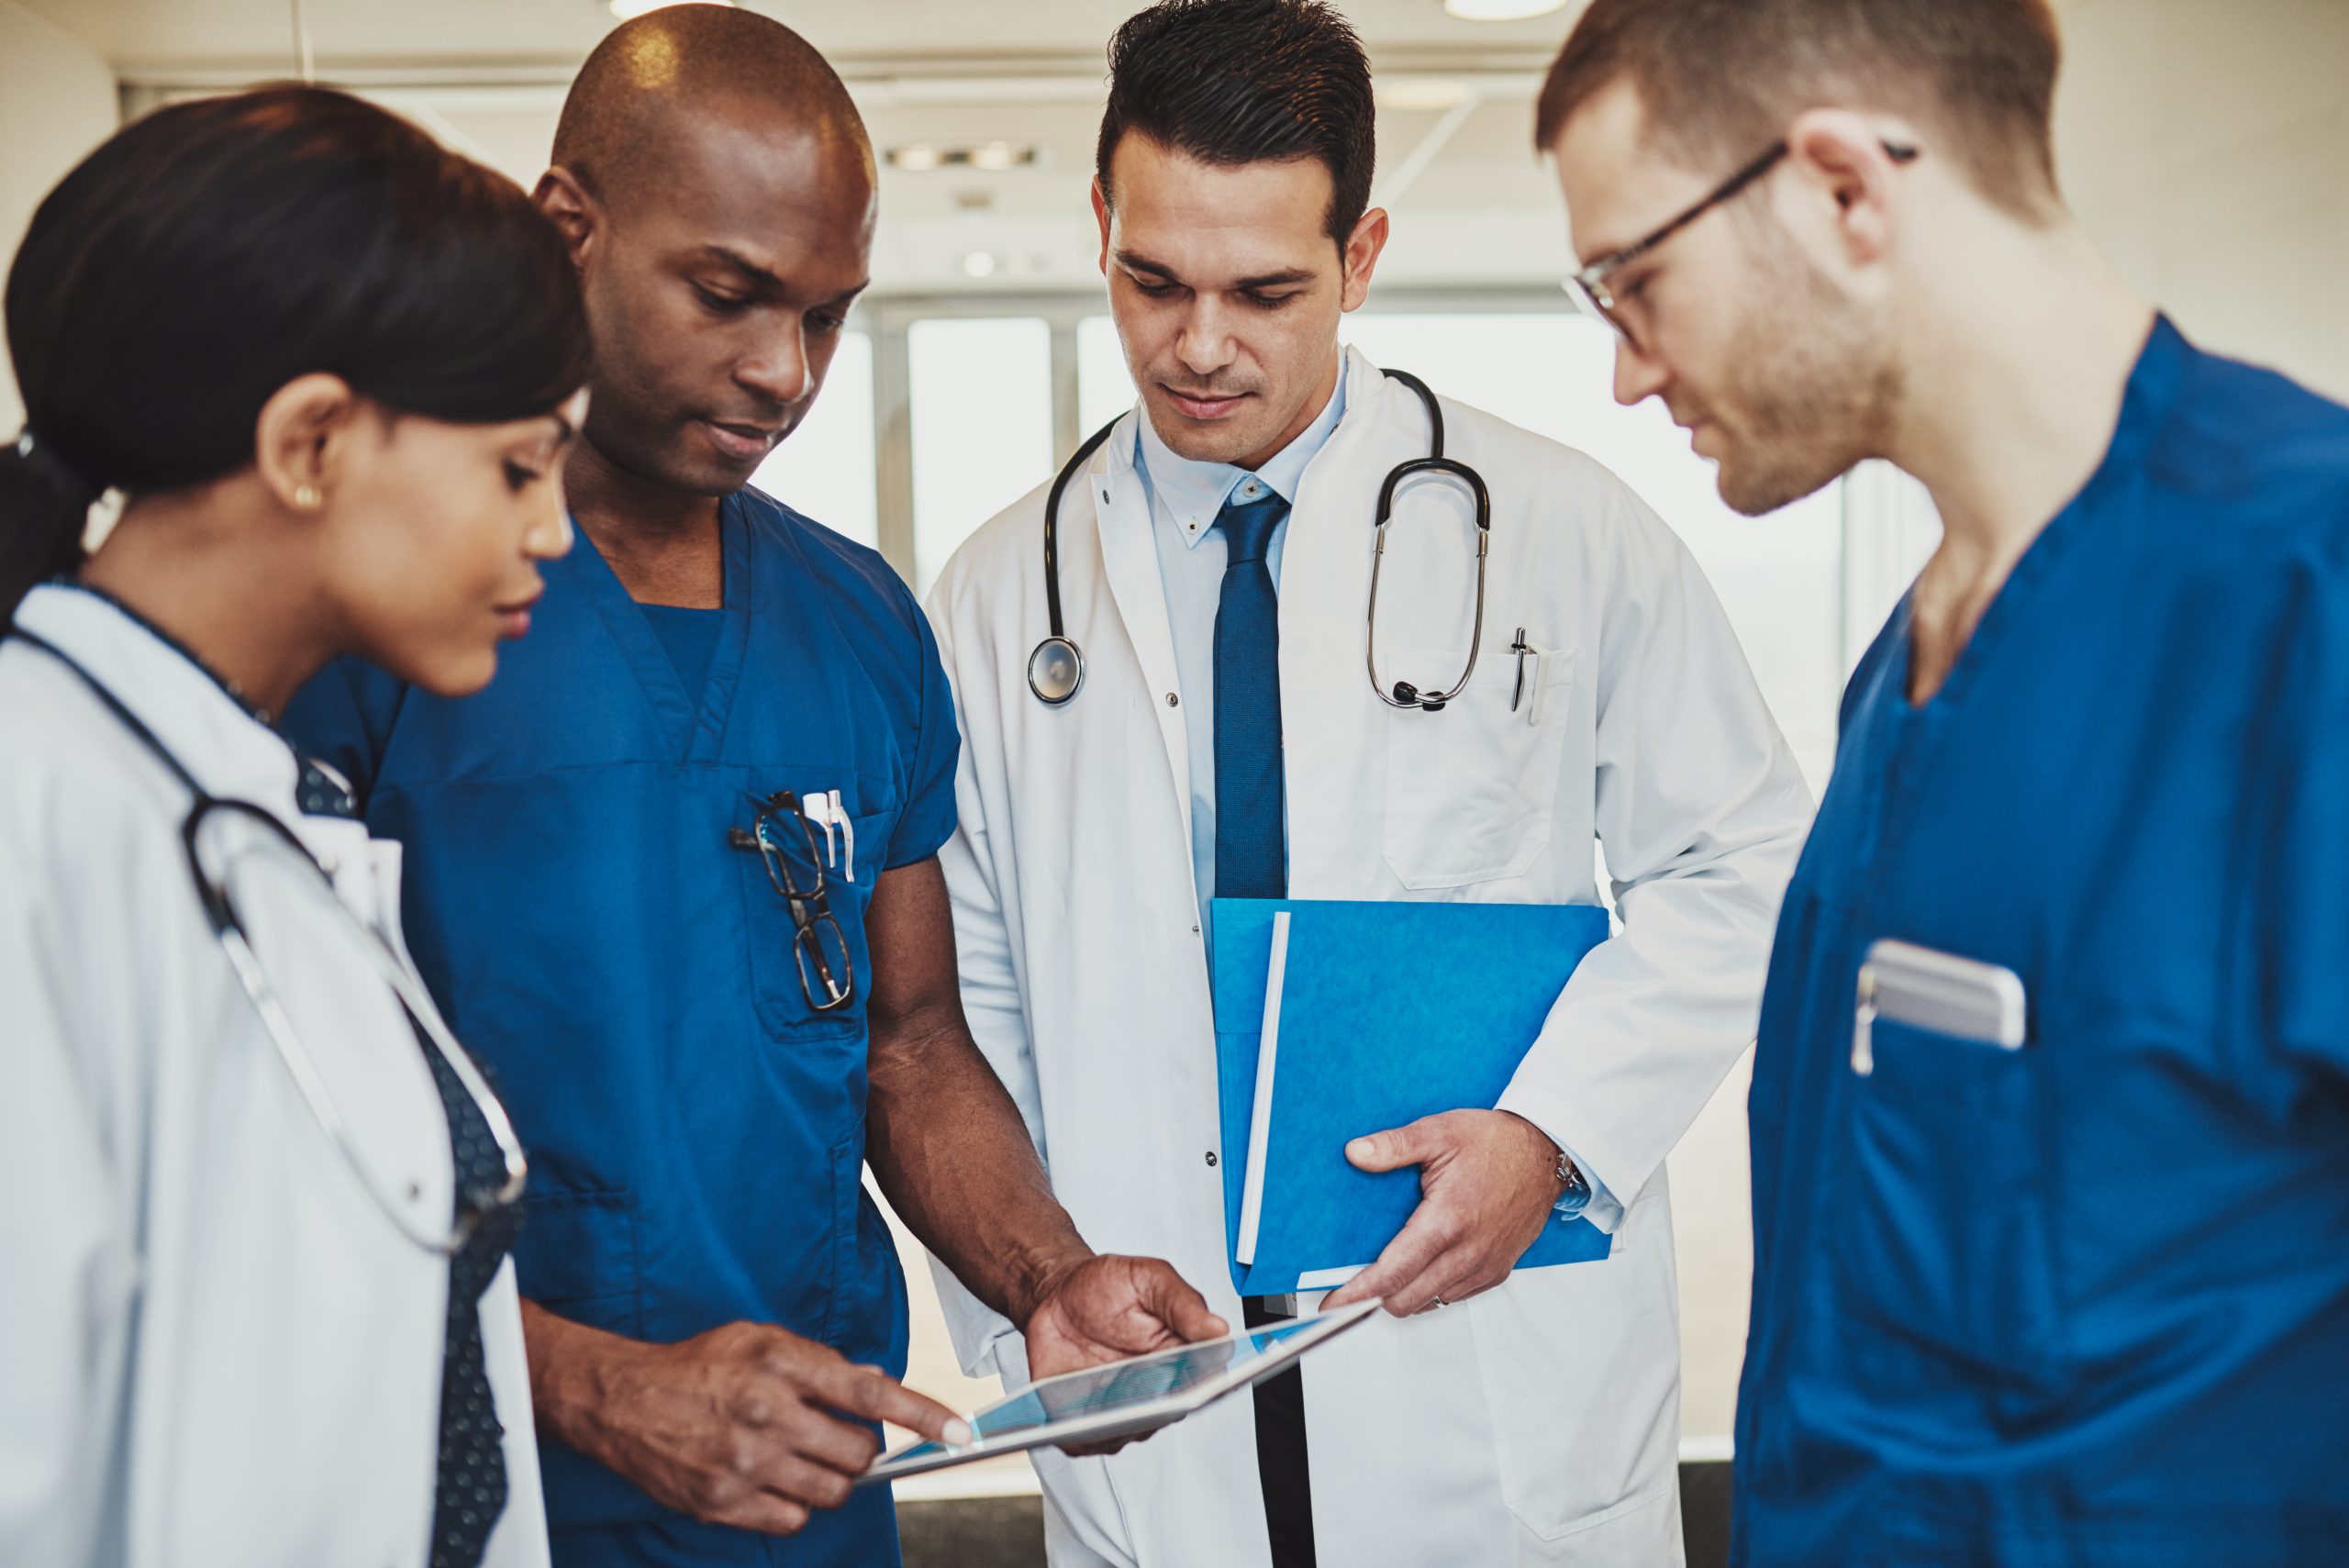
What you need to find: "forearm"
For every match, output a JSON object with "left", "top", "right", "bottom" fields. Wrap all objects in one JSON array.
[
  {"left": 521, "top": 1298, "right": 629, "bottom": 1452},
  {"left": 864, "top": 1007, "right": 1090, "bottom": 1329}
]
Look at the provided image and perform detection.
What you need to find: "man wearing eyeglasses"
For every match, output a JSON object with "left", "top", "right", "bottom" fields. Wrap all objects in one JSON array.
[
  {"left": 285, "top": 11, "right": 1224, "bottom": 1568},
  {"left": 1541, "top": 2, "right": 2349, "bottom": 1565}
]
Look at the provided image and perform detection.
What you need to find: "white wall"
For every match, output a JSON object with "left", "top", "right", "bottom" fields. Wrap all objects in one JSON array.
[
  {"left": 0, "top": 1, "right": 117, "bottom": 431},
  {"left": 2058, "top": 0, "right": 2349, "bottom": 406}
]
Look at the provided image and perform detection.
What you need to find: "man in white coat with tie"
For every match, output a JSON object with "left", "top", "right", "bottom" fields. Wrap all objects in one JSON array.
[{"left": 922, "top": 1, "right": 1814, "bottom": 1562}]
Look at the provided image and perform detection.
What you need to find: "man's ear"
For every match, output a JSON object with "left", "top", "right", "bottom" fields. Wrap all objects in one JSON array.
[
  {"left": 533, "top": 165, "right": 600, "bottom": 272},
  {"left": 1338, "top": 206, "right": 1391, "bottom": 313},
  {"left": 1090, "top": 178, "right": 1112, "bottom": 276},
  {"left": 1782, "top": 108, "right": 1911, "bottom": 270},
  {"left": 251, "top": 373, "right": 362, "bottom": 515}
]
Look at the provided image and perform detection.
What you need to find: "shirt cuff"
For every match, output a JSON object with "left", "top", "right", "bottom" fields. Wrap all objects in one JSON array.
[{"left": 1549, "top": 1137, "right": 1626, "bottom": 1235}]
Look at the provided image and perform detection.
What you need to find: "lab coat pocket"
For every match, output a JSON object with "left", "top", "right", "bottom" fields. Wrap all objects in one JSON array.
[
  {"left": 1380, "top": 647, "right": 1575, "bottom": 891},
  {"left": 1471, "top": 1223, "right": 1680, "bottom": 1542},
  {"left": 735, "top": 798, "right": 888, "bottom": 1040},
  {"left": 1832, "top": 1017, "right": 2068, "bottom": 1418}
]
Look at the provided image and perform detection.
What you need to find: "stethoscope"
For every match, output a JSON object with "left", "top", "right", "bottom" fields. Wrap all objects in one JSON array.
[
  {"left": 12, "top": 628, "right": 529, "bottom": 1257},
  {"left": 1027, "top": 367, "right": 1491, "bottom": 712}
]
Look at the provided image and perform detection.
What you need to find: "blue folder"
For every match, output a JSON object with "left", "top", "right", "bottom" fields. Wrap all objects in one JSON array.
[{"left": 1209, "top": 897, "right": 1618, "bottom": 1297}]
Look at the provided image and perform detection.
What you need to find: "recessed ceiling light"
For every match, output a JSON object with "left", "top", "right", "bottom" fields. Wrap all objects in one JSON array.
[
  {"left": 962, "top": 250, "right": 998, "bottom": 280},
  {"left": 885, "top": 143, "right": 1040, "bottom": 172},
  {"left": 1441, "top": 0, "right": 1565, "bottom": 19},
  {"left": 609, "top": 0, "right": 733, "bottom": 19},
  {"left": 1378, "top": 77, "right": 1474, "bottom": 112}
]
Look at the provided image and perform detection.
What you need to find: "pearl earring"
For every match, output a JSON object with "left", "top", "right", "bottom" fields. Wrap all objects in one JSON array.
[{"left": 294, "top": 484, "right": 321, "bottom": 509}]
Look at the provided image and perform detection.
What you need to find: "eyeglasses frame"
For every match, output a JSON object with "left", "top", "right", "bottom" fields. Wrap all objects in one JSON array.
[
  {"left": 728, "top": 790, "right": 857, "bottom": 1013},
  {"left": 1565, "top": 139, "right": 1920, "bottom": 350}
]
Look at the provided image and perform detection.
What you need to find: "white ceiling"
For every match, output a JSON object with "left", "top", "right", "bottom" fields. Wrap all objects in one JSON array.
[
  {"left": 16, "top": 0, "right": 1602, "bottom": 294},
  {"left": 18, "top": 0, "right": 2148, "bottom": 297}
]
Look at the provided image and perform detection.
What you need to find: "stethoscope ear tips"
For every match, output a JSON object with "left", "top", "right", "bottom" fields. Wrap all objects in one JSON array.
[{"left": 1029, "top": 637, "right": 1085, "bottom": 706}]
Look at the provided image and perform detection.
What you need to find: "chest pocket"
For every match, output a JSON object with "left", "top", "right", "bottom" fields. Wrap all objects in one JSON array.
[
  {"left": 734, "top": 784, "right": 895, "bottom": 1040},
  {"left": 1380, "top": 646, "right": 1575, "bottom": 890}
]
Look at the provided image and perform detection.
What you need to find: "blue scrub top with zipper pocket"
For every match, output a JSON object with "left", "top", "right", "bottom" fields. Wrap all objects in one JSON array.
[{"left": 1732, "top": 317, "right": 2349, "bottom": 1568}]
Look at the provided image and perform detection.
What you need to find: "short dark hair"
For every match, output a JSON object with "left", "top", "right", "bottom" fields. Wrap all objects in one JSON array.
[
  {"left": 1535, "top": 0, "right": 2064, "bottom": 220},
  {"left": 1097, "top": 0, "right": 1376, "bottom": 246},
  {"left": 2, "top": 85, "right": 591, "bottom": 624}
]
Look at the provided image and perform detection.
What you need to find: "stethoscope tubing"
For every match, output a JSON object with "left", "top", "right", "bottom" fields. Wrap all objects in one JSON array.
[{"left": 1030, "top": 367, "right": 1489, "bottom": 713}]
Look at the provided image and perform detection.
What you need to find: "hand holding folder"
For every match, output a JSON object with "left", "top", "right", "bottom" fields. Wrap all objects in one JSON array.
[{"left": 1209, "top": 897, "right": 1617, "bottom": 1298}]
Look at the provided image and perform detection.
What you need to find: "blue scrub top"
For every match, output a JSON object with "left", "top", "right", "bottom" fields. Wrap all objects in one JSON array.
[
  {"left": 285, "top": 489, "right": 959, "bottom": 1568},
  {"left": 1733, "top": 317, "right": 2349, "bottom": 1567}
]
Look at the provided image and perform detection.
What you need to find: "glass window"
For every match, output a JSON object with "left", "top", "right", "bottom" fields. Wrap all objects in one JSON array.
[
  {"left": 908, "top": 317, "right": 1054, "bottom": 595},
  {"left": 751, "top": 330, "right": 877, "bottom": 550},
  {"left": 1341, "top": 312, "right": 1844, "bottom": 792}
]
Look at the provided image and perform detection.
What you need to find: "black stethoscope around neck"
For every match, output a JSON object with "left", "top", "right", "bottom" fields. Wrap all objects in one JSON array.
[{"left": 1027, "top": 366, "right": 1492, "bottom": 712}]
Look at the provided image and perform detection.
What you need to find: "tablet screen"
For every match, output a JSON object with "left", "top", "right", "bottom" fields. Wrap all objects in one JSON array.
[{"left": 885, "top": 1317, "right": 1330, "bottom": 1462}]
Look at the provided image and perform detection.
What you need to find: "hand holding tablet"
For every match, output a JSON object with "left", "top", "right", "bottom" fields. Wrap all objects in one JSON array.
[{"left": 858, "top": 1299, "right": 1381, "bottom": 1486}]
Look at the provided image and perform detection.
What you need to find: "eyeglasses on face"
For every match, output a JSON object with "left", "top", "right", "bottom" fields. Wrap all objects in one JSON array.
[{"left": 1564, "top": 139, "right": 1920, "bottom": 353}]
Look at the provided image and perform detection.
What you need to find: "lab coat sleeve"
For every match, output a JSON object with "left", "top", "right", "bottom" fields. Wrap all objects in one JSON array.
[
  {"left": 1495, "top": 483, "right": 1813, "bottom": 1230},
  {"left": 0, "top": 811, "right": 127, "bottom": 1563},
  {"left": 918, "top": 582, "right": 1045, "bottom": 1377},
  {"left": 2258, "top": 544, "right": 2349, "bottom": 1083}
]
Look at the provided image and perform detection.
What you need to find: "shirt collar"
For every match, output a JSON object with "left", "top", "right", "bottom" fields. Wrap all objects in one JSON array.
[
  {"left": 1136, "top": 362, "right": 1349, "bottom": 550},
  {"left": 12, "top": 581, "right": 304, "bottom": 810}
]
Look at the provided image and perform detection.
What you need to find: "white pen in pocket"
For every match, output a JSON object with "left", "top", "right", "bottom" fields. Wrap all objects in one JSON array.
[{"left": 805, "top": 788, "right": 839, "bottom": 871}]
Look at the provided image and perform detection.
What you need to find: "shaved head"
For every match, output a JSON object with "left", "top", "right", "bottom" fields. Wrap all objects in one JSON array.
[
  {"left": 553, "top": 4, "right": 872, "bottom": 214},
  {"left": 536, "top": 5, "right": 878, "bottom": 501}
]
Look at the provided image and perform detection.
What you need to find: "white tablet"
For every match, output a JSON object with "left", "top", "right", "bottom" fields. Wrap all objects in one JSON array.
[{"left": 857, "top": 1299, "right": 1381, "bottom": 1487}]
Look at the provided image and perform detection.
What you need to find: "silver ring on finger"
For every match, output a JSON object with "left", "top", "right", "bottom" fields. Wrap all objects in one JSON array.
[{"left": 1430, "top": 1295, "right": 1447, "bottom": 1309}]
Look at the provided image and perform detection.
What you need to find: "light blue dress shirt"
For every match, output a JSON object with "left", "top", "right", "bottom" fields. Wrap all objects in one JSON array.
[
  {"left": 1136, "top": 367, "right": 1598, "bottom": 1224},
  {"left": 1134, "top": 370, "right": 1346, "bottom": 940}
]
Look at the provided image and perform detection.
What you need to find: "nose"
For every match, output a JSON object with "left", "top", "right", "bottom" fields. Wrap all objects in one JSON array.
[
  {"left": 1174, "top": 300, "right": 1237, "bottom": 383},
  {"left": 737, "top": 322, "right": 812, "bottom": 410},
  {"left": 1611, "top": 334, "right": 1669, "bottom": 408},
  {"left": 527, "top": 486, "right": 574, "bottom": 562}
]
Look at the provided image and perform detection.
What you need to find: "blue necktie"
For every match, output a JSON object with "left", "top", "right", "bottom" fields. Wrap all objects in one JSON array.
[{"left": 1214, "top": 485, "right": 1288, "bottom": 901}]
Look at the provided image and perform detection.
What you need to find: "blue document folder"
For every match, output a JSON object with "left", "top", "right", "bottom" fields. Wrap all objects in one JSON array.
[{"left": 1209, "top": 897, "right": 1617, "bottom": 1297}]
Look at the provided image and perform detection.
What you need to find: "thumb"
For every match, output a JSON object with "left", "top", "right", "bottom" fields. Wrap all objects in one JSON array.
[
  {"left": 1139, "top": 1262, "right": 1230, "bottom": 1343},
  {"left": 1345, "top": 1118, "right": 1435, "bottom": 1173}
]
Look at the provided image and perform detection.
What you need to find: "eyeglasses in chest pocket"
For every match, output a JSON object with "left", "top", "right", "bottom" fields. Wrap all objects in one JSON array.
[{"left": 729, "top": 787, "right": 888, "bottom": 1037}]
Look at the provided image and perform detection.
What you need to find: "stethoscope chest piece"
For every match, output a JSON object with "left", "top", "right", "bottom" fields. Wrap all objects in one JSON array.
[{"left": 1028, "top": 636, "right": 1085, "bottom": 706}]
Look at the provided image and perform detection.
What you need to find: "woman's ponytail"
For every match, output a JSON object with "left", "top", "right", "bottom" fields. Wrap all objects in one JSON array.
[{"left": 0, "top": 430, "right": 98, "bottom": 628}]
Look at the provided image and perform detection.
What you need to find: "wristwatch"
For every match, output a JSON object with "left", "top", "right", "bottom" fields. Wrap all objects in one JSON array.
[{"left": 1552, "top": 1149, "right": 1592, "bottom": 1219}]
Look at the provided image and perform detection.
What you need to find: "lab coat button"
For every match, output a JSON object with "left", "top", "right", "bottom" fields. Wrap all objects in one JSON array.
[
  {"left": 1206, "top": 1151, "right": 1219, "bottom": 1167},
  {"left": 1165, "top": 693, "right": 1179, "bottom": 707}
]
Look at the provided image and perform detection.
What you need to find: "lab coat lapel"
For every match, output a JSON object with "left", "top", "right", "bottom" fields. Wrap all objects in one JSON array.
[
  {"left": 1278, "top": 350, "right": 1417, "bottom": 892},
  {"left": 1086, "top": 422, "right": 1196, "bottom": 851}
]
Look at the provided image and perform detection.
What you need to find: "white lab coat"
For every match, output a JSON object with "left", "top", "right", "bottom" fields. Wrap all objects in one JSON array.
[
  {"left": 923, "top": 348, "right": 1812, "bottom": 1566},
  {"left": 0, "top": 585, "right": 548, "bottom": 1568}
]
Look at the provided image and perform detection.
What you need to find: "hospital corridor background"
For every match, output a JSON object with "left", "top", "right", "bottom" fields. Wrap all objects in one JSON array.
[{"left": 3, "top": 0, "right": 2345, "bottom": 1562}]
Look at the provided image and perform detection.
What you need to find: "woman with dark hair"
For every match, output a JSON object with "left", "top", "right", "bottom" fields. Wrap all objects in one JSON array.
[{"left": 0, "top": 85, "right": 589, "bottom": 1567}]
